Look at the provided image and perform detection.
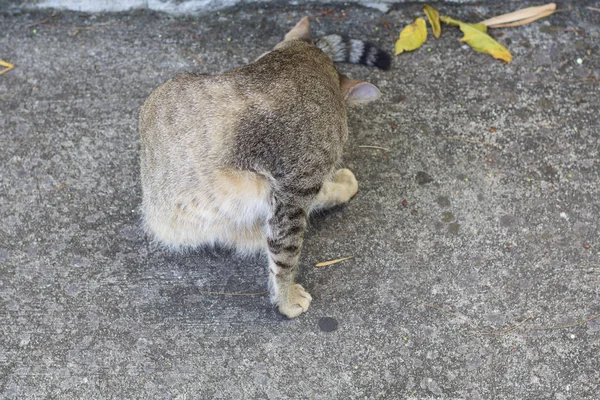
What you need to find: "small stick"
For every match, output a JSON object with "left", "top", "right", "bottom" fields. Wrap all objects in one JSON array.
[
  {"left": 358, "top": 145, "right": 391, "bottom": 151},
  {"left": 315, "top": 256, "right": 353, "bottom": 268},
  {"left": 587, "top": 6, "right": 600, "bottom": 12},
  {"left": 569, "top": 77, "right": 600, "bottom": 83},
  {"left": 528, "top": 313, "right": 600, "bottom": 331},
  {"left": 0, "top": 60, "right": 15, "bottom": 75},
  {"left": 424, "top": 304, "right": 457, "bottom": 317},
  {"left": 198, "top": 290, "right": 267, "bottom": 296},
  {"left": 471, "top": 314, "right": 536, "bottom": 336},
  {"left": 24, "top": 12, "right": 59, "bottom": 28}
]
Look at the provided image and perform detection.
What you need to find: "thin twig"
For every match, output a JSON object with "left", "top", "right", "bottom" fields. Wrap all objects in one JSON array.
[
  {"left": 441, "top": 137, "right": 502, "bottom": 149},
  {"left": 24, "top": 12, "right": 59, "bottom": 28},
  {"left": 528, "top": 313, "right": 600, "bottom": 331},
  {"left": 471, "top": 314, "right": 536, "bottom": 336},
  {"left": 199, "top": 290, "right": 268, "bottom": 296},
  {"left": 46, "top": 184, "right": 68, "bottom": 191},
  {"left": 424, "top": 304, "right": 457, "bottom": 317},
  {"left": 358, "top": 145, "right": 391, "bottom": 151},
  {"left": 0, "top": 60, "right": 15, "bottom": 76},
  {"left": 587, "top": 6, "right": 600, "bottom": 12},
  {"left": 569, "top": 77, "right": 600, "bottom": 83},
  {"left": 315, "top": 256, "right": 353, "bottom": 268}
]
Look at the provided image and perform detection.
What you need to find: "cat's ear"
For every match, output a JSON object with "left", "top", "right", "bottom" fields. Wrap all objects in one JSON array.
[
  {"left": 284, "top": 17, "right": 312, "bottom": 42},
  {"left": 340, "top": 76, "right": 381, "bottom": 105}
]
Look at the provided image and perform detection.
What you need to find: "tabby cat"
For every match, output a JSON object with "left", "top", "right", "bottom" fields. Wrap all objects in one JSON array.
[{"left": 139, "top": 17, "right": 383, "bottom": 318}]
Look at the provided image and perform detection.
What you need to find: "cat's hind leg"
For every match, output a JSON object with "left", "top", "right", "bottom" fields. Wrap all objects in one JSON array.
[
  {"left": 310, "top": 168, "right": 358, "bottom": 211},
  {"left": 266, "top": 187, "right": 318, "bottom": 318}
]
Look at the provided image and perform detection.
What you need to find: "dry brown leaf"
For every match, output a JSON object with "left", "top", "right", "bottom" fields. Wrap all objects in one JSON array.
[
  {"left": 395, "top": 18, "right": 427, "bottom": 55},
  {"left": 423, "top": 5, "right": 441, "bottom": 38},
  {"left": 0, "top": 60, "right": 15, "bottom": 75},
  {"left": 315, "top": 256, "right": 353, "bottom": 268},
  {"left": 485, "top": 10, "right": 556, "bottom": 28},
  {"left": 480, "top": 3, "right": 556, "bottom": 28}
]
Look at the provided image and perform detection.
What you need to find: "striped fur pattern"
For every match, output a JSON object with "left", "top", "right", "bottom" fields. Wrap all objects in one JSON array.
[
  {"left": 139, "top": 17, "right": 380, "bottom": 318},
  {"left": 315, "top": 34, "right": 391, "bottom": 70}
]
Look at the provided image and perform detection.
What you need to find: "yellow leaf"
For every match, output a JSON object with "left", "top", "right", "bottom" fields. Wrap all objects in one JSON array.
[
  {"left": 440, "top": 16, "right": 461, "bottom": 27},
  {"left": 0, "top": 60, "right": 15, "bottom": 75},
  {"left": 471, "top": 23, "right": 488, "bottom": 33},
  {"left": 440, "top": 16, "right": 487, "bottom": 33},
  {"left": 458, "top": 22, "right": 512, "bottom": 63},
  {"left": 440, "top": 16, "right": 511, "bottom": 63},
  {"left": 423, "top": 5, "right": 441, "bottom": 38},
  {"left": 315, "top": 256, "right": 353, "bottom": 268},
  {"left": 395, "top": 18, "right": 427, "bottom": 55}
]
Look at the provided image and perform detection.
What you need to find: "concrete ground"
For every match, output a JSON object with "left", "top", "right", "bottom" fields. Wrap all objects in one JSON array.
[{"left": 1, "top": 1, "right": 599, "bottom": 399}]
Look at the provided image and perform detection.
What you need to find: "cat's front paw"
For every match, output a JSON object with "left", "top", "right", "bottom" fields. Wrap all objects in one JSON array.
[
  {"left": 277, "top": 284, "right": 312, "bottom": 318},
  {"left": 333, "top": 168, "right": 358, "bottom": 200}
]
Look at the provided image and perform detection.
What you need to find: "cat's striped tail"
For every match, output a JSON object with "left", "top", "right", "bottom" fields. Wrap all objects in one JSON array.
[{"left": 315, "top": 34, "right": 391, "bottom": 70}]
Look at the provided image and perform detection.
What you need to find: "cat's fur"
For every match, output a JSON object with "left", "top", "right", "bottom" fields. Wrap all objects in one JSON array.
[{"left": 139, "top": 17, "right": 381, "bottom": 318}]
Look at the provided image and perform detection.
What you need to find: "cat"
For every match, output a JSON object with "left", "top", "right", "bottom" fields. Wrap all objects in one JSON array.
[{"left": 139, "top": 17, "right": 383, "bottom": 318}]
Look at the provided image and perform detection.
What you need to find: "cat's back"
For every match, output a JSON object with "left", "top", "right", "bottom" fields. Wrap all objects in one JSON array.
[
  {"left": 225, "top": 41, "right": 348, "bottom": 176},
  {"left": 139, "top": 72, "right": 242, "bottom": 144}
]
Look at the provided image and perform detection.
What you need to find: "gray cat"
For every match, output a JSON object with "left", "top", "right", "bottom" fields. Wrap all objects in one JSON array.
[{"left": 139, "top": 17, "right": 382, "bottom": 318}]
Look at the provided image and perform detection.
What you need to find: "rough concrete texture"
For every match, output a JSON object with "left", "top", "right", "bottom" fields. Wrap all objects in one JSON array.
[
  {"left": 4, "top": 0, "right": 481, "bottom": 15},
  {"left": 1, "top": 1, "right": 599, "bottom": 399}
]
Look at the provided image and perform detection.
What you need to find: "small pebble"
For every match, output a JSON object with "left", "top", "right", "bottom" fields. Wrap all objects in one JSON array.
[
  {"left": 583, "top": 243, "right": 591, "bottom": 249},
  {"left": 576, "top": 58, "right": 583, "bottom": 65}
]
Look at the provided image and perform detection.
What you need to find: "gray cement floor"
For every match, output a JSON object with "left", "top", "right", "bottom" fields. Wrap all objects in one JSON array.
[{"left": 1, "top": 2, "right": 599, "bottom": 399}]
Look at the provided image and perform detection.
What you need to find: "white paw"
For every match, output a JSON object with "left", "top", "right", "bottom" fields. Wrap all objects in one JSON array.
[
  {"left": 277, "top": 284, "right": 313, "bottom": 318},
  {"left": 333, "top": 168, "right": 358, "bottom": 200}
]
